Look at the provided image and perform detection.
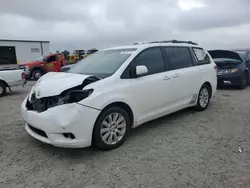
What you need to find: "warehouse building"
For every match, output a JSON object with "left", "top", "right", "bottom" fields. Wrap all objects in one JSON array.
[{"left": 0, "top": 39, "right": 50, "bottom": 65}]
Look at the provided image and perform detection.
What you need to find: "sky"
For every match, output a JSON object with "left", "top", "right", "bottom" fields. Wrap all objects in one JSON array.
[{"left": 0, "top": 0, "right": 250, "bottom": 52}]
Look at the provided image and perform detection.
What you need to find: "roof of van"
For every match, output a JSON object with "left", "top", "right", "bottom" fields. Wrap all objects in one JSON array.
[{"left": 104, "top": 40, "right": 200, "bottom": 51}]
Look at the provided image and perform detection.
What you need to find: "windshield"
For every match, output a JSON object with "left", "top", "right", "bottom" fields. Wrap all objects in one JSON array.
[
  {"left": 236, "top": 52, "right": 246, "bottom": 60},
  {"left": 68, "top": 48, "right": 136, "bottom": 77},
  {"left": 35, "top": 56, "right": 46, "bottom": 61}
]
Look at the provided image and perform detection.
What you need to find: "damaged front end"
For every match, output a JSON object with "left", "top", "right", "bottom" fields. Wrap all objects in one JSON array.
[{"left": 26, "top": 76, "right": 100, "bottom": 113}]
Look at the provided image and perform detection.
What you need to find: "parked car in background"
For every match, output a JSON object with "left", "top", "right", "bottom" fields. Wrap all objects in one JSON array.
[
  {"left": 209, "top": 50, "right": 249, "bottom": 89},
  {"left": 234, "top": 49, "right": 250, "bottom": 64},
  {"left": 19, "top": 54, "right": 66, "bottom": 80},
  {"left": 0, "top": 67, "right": 26, "bottom": 97},
  {"left": 21, "top": 40, "right": 217, "bottom": 150}
]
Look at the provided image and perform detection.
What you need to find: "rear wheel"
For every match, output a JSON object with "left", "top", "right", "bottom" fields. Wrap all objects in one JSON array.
[
  {"left": 93, "top": 106, "right": 130, "bottom": 150},
  {"left": 195, "top": 84, "right": 211, "bottom": 111},
  {"left": 239, "top": 73, "right": 248, "bottom": 90},
  {"left": 0, "top": 82, "right": 6, "bottom": 97},
  {"left": 32, "top": 70, "right": 43, "bottom": 81}
]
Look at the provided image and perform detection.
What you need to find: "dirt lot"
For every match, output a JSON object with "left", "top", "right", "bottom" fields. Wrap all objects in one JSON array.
[{"left": 1, "top": 82, "right": 250, "bottom": 188}]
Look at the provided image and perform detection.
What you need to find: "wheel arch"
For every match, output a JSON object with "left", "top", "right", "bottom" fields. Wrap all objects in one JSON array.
[
  {"left": 0, "top": 79, "right": 9, "bottom": 87},
  {"left": 91, "top": 101, "right": 134, "bottom": 145},
  {"left": 30, "top": 66, "right": 46, "bottom": 74},
  {"left": 202, "top": 81, "right": 212, "bottom": 98},
  {"left": 244, "top": 69, "right": 249, "bottom": 79},
  {"left": 100, "top": 101, "right": 134, "bottom": 127}
]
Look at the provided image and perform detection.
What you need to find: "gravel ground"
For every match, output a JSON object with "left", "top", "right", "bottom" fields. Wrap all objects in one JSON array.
[{"left": 1, "top": 82, "right": 250, "bottom": 188}]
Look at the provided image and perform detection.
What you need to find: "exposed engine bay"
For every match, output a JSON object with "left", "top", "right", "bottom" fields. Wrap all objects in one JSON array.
[{"left": 26, "top": 76, "right": 100, "bottom": 112}]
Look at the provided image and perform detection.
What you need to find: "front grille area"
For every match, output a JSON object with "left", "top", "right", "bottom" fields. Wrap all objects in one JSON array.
[
  {"left": 28, "top": 125, "right": 48, "bottom": 138},
  {"left": 26, "top": 93, "right": 59, "bottom": 112}
]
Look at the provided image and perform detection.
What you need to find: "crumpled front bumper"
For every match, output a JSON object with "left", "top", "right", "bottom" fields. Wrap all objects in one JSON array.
[{"left": 21, "top": 97, "right": 101, "bottom": 148}]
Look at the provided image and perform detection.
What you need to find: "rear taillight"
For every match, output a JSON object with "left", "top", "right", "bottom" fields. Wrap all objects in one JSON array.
[
  {"left": 214, "top": 65, "right": 217, "bottom": 70},
  {"left": 21, "top": 72, "right": 25, "bottom": 79}
]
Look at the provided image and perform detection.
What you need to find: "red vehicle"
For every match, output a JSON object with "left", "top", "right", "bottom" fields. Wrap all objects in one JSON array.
[{"left": 19, "top": 54, "right": 66, "bottom": 80}]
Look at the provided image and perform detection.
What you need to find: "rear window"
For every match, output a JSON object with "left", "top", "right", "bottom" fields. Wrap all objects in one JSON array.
[{"left": 192, "top": 48, "right": 210, "bottom": 64}]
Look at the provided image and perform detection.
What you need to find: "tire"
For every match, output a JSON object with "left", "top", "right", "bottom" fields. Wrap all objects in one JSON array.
[
  {"left": 238, "top": 73, "right": 248, "bottom": 90},
  {"left": 0, "top": 82, "right": 6, "bottom": 97},
  {"left": 217, "top": 81, "right": 223, "bottom": 88},
  {"left": 93, "top": 106, "right": 131, "bottom": 150},
  {"left": 194, "top": 84, "right": 211, "bottom": 111},
  {"left": 32, "top": 70, "right": 43, "bottom": 81}
]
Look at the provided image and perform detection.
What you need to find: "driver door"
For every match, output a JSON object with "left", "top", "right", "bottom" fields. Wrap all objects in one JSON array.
[
  {"left": 45, "top": 55, "right": 58, "bottom": 72},
  {"left": 128, "top": 47, "right": 174, "bottom": 124}
]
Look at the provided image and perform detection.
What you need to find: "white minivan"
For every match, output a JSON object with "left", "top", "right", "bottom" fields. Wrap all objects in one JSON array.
[{"left": 21, "top": 41, "right": 217, "bottom": 150}]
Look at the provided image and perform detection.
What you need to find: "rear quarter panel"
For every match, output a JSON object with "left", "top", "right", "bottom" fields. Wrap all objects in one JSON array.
[{"left": 203, "top": 54, "right": 217, "bottom": 96}]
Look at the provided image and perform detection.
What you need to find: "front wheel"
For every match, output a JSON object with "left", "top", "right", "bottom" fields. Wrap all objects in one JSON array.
[
  {"left": 194, "top": 84, "right": 211, "bottom": 111},
  {"left": 238, "top": 73, "right": 248, "bottom": 90},
  {"left": 32, "top": 70, "right": 43, "bottom": 81},
  {"left": 0, "top": 82, "right": 6, "bottom": 97},
  {"left": 93, "top": 106, "right": 130, "bottom": 150}
]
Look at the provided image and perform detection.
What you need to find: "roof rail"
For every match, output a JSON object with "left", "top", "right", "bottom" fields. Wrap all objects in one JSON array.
[
  {"left": 148, "top": 40, "right": 198, "bottom": 45},
  {"left": 133, "top": 41, "right": 147, "bottom": 45}
]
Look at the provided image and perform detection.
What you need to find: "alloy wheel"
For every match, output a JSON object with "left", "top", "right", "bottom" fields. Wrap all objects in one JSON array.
[
  {"left": 100, "top": 113, "right": 126, "bottom": 145},
  {"left": 34, "top": 72, "right": 42, "bottom": 80},
  {"left": 199, "top": 87, "right": 209, "bottom": 108}
]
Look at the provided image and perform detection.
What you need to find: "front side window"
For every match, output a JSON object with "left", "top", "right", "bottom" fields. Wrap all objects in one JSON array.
[
  {"left": 192, "top": 48, "right": 210, "bottom": 64},
  {"left": 47, "top": 55, "right": 56, "bottom": 63},
  {"left": 68, "top": 48, "right": 136, "bottom": 78},
  {"left": 131, "top": 47, "right": 165, "bottom": 76},
  {"left": 164, "top": 47, "right": 193, "bottom": 70}
]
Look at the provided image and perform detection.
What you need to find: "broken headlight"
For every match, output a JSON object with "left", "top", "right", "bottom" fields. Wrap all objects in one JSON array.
[{"left": 62, "top": 89, "right": 93, "bottom": 104}]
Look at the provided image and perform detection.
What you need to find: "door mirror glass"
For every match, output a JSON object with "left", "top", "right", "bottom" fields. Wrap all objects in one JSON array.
[{"left": 136, "top": 65, "right": 148, "bottom": 76}]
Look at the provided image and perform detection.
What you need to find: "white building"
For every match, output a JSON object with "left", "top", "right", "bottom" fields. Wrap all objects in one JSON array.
[{"left": 0, "top": 39, "right": 50, "bottom": 65}]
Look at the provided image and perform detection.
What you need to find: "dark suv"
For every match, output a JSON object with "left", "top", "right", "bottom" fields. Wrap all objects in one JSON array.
[{"left": 209, "top": 50, "right": 250, "bottom": 89}]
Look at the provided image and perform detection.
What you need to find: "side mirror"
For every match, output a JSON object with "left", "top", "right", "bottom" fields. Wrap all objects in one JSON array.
[{"left": 136, "top": 65, "right": 148, "bottom": 76}]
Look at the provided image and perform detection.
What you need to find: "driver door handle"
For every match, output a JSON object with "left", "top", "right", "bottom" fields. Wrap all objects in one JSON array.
[
  {"left": 163, "top": 76, "right": 171, "bottom": 80},
  {"left": 173, "top": 74, "right": 180, "bottom": 78}
]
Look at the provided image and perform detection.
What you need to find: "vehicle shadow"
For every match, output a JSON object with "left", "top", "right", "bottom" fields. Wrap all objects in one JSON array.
[
  {"left": 217, "top": 85, "right": 241, "bottom": 90},
  {"left": 5, "top": 91, "right": 25, "bottom": 96},
  {"left": 129, "top": 108, "right": 195, "bottom": 138},
  {"left": 36, "top": 108, "right": 195, "bottom": 159}
]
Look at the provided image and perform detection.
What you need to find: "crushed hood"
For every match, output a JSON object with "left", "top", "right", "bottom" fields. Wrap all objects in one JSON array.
[
  {"left": 208, "top": 50, "right": 243, "bottom": 62},
  {"left": 31, "top": 72, "right": 93, "bottom": 98}
]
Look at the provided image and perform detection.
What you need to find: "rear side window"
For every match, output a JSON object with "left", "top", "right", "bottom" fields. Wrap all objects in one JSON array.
[
  {"left": 164, "top": 47, "right": 193, "bottom": 70},
  {"left": 132, "top": 47, "right": 165, "bottom": 76},
  {"left": 192, "top": 48, "right": 210, "bottom": 65}
]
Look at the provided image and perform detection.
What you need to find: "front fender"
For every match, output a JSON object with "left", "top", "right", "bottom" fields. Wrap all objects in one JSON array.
[{"left": 78, "top": 93, "right": 138, "bottom": 121}]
